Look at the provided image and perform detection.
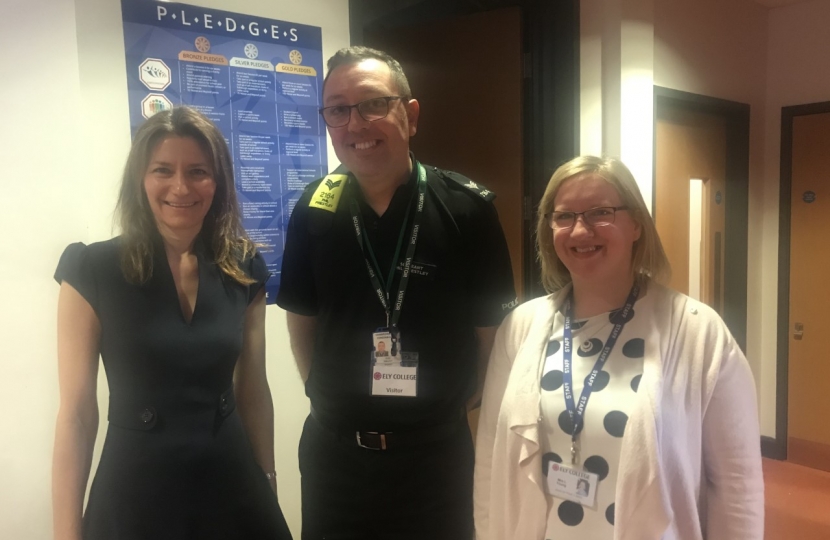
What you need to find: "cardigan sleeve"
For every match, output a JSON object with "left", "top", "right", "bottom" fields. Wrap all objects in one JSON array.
[
  {"left": 474, "top": 311, "right": 517, "bottom": 540},
  {"left": 701, "top": 338, "right": 765, "bottom": 539}
]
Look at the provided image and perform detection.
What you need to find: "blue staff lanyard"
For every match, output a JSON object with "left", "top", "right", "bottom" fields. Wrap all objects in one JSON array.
[{"left": 548, "top": 282, "right": 640, "bottom": 464}]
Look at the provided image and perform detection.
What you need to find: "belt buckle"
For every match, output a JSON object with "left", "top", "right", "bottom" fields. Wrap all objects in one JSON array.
[{"left": 355, "top": 431, "right": 387, "bottom": 451}]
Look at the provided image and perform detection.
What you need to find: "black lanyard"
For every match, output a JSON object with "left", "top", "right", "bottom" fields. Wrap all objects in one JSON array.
[
  {"left": 548, "top": 283, "right": 639, "bottom": 464},
  {"left": 348, "top": 163, "right": 427, "bottom": 338}
]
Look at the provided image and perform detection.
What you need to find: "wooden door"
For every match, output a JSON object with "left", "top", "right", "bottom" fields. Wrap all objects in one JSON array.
[
  {"left": 655, "top": 107, "right": 726, "bottom": 312},
  {"left": 788, "top": 112, "right": 830, "bottom": 472}
]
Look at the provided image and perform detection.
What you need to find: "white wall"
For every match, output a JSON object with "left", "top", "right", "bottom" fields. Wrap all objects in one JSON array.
[
  {"left": 762, "top": 0, "right": 830, "bottom": 438},
  {"left": 0, "top": 0, "right": 349, "bottom": 537},
  {"left": 0, "top": 2, "right": 86, "bottom": 537},
  {"left": 580, "top": 0, "right": 656, "bottom": 207}
]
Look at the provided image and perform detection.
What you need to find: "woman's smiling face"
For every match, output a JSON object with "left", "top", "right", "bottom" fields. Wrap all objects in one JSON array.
[
  {"left": 143, "top": 136, "right": 216, "bottom": 239},
  {"left": 551, "top": 173, "right": 641, "bottom": 287}
]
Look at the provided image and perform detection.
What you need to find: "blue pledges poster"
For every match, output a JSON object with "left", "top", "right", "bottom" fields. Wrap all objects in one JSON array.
[{"left": 121, "top": 0, "right": 327, "bottom": 303}]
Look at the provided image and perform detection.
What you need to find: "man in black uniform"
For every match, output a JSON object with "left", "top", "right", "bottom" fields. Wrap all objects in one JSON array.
[{"left": 277, "top": 46, "right": 516, "bottom": 540}]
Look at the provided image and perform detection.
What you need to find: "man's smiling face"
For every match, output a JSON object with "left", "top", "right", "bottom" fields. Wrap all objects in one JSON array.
[{"left": 322, "top": 58, "right": 419, "bottom": 181}]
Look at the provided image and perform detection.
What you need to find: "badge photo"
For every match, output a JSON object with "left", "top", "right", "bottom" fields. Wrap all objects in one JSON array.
[{"left": 372, "top": 329, "right": 398, "bottom": 366}]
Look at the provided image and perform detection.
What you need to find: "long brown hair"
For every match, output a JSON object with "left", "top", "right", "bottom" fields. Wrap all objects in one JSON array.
[{"left": 115, "top": 106, "right": 255, "bottom": 285}]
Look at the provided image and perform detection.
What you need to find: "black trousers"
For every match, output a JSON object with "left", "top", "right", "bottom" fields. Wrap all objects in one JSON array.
[{"left": 298, "top": 415, "right": 475, "bottom": 540}]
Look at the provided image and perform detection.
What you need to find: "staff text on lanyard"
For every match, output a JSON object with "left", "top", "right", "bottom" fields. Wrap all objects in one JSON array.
[{"left": 549, "top": 283, "right": 640, "bottom": 464}]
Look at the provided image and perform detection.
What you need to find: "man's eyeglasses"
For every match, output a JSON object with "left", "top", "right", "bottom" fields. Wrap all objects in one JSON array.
[
  {"left": 546, "top": 206, "right": 629, "bottom": 230},
  {"left": 319, "top": 96, "right": 404, "bottom": 128}
]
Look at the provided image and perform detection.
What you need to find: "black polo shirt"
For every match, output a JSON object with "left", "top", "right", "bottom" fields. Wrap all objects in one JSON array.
[{"left": 277, "top": 158, "right": 516, "bottom": 431}]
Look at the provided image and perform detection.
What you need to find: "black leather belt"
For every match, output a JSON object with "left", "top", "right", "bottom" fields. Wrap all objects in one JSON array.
[{"left": 309, "top": 407, "right": 464, "bottom": 451}]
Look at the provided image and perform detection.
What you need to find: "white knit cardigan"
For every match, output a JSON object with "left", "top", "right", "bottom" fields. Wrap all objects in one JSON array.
[{"left": 474, "top": 282, "right": 764, "bottom": 540}]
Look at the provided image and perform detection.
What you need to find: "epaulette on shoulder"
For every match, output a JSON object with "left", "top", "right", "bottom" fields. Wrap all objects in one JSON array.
[
  {"left": 434, "top": 168, "right": 496, "bottom": 202},
  {"left": 308, "top": 164, "right": 350, "bottom": 213}
]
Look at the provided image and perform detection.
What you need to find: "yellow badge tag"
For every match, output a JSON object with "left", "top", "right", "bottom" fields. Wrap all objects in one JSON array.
[{"left": 309, "top": 174, "right": 348, "bottom": 213}]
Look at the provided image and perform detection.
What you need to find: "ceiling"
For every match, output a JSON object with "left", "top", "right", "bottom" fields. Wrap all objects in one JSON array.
[{"left": 752, "top": 0, "right": 816, "bottom": 8}]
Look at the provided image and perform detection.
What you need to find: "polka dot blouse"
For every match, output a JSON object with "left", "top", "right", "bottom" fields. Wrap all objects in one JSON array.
[{"left": 539, "top": 306, "right": 645, "bottom": 539}]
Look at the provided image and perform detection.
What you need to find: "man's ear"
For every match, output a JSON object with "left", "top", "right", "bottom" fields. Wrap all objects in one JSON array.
[{"left": 406, "top": 99, "right": 420, "bottom": 137}]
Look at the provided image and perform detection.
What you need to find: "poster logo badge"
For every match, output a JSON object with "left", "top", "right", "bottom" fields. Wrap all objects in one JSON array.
[
  {"left": 138, "top": 58, "right": 171, "bottom": 91},
  {"left": 289, "top": 50, "right": 303, "bottom": 65},
  {"left": 140, "top": 93, "right": 173, "bottom": 119},
  {"left": 195, "top": 36, "right": 211, "bottom": 53},
  {"left": 244, "top": 43, "right": 259, "bottom": 59}
]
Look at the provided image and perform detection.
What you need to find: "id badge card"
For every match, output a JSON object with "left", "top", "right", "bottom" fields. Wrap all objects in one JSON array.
[
  {"left": 546, "top": 461, "right": 599, "bottom": 507},
  {"left": 370, "top": 329, "right": 418, "bottom": 397}
]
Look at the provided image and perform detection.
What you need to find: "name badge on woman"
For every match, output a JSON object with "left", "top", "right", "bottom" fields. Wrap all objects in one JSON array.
[{"left": 546, "top": 461, "right": 599, "bottom": 507}]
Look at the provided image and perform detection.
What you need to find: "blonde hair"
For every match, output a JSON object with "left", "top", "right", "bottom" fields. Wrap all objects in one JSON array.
[
  {"left": 535, "top": 156, "right": 670, "bottom": 293},
  {"left": 115, "top": 106, "right": 255, "bottom": 285}
]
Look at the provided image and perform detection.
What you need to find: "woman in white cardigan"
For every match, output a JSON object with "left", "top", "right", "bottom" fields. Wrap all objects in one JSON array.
[{"left": 474, "top": 156, "right": 763, "bottom": 540}]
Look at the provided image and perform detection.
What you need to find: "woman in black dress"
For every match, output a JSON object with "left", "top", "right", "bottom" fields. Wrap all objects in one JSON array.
[{"left": 52, "top": 107, "right": 292, "bottom": 540}]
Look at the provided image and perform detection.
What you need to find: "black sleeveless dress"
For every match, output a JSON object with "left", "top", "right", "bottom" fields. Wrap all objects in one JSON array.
[{"left": 55, "top": 237, "right": 292, "bottom": 540}]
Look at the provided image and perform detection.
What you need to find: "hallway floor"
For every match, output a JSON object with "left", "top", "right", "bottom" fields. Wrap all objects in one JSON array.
[{"left": 764, "top": 458, "right": 830, "bottom": 539}]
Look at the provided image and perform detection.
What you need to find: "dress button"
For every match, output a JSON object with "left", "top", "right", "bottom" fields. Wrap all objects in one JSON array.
[{"left": 140, "top": 409, "right": 154, "bottom": 423}]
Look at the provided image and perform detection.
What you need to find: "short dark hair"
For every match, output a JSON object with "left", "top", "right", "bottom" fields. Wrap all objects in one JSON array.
[{"left": 323, "top": 46, "right": 412, "bottom": 99}]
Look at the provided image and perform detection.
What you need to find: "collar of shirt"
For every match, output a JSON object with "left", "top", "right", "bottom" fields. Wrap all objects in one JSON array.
[{"left": 351, "top": 152, "right": 420, "bottom": 220}]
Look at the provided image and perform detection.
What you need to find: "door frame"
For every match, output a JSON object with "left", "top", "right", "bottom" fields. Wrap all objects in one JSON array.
[
  {"left": 349, "top": 0, "right": 580, "bottom": 299},
  {"left": 652, "top": 87, "right": 750, "bottom": 353},
  {"left": 772, "top": 101, "right": 830, "bottom": 460}
]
